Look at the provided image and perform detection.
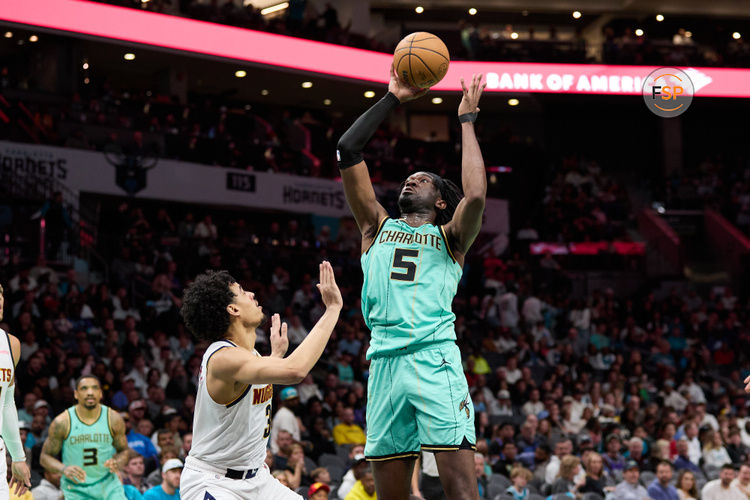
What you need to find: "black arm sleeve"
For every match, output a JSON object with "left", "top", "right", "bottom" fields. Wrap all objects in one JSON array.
[{"left": 336, "top": 92, "right": 400, "bottom": 169}]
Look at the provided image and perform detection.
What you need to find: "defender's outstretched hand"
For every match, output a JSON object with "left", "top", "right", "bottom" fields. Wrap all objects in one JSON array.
[
  {"left": 389, "top": 64, "right": 429, "bottom": 103},
  {"left": 270, "top": 313, "right": 289, "bottom": 358},
  {"left": 10, "top": 461, "right": 31, "bottom": 496},
  {"left": 458, "top": 73, "right": 486, "bottom": 117},
  {"left": 317, "top": 261, "right": 343, "bottom": 310}
]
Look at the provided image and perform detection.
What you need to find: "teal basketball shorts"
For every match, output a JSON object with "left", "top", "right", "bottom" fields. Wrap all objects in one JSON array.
[
  {"left": 364, "top": 341, "right": 476, "bottom": 461},
  {"left": 62, "top": 473, "right": 127, "bottom": 500}
]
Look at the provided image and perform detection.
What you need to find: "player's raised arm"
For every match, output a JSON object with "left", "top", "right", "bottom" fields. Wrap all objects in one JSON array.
[
  {"left": 338, "top": 65, "right": 427, "bottom": 249},
  {"left": 211, "top": 261, "right": 342, "bottom": 386},
  {"left": 445, "top": 74, "right": 488, "bottom": 257},
  {"left": 41, "top": 412, "right": 86, "bottom": 483}
]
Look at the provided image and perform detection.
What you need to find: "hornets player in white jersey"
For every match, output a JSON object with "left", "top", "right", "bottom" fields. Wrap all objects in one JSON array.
[
  {"left": 40, "top": 374, "right": 130, "bottom": 499},
  {"left": 0, "top": 284, "right": 32, "bottom": 497},
  {"left": 179, "top": 261, "right": 342, "bottom": 499}
]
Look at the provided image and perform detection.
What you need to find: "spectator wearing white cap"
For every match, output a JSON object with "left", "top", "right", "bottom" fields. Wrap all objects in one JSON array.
[
  {"left": 270, "top": 387, "right": 301, "bottom": 454},
  {"left": 338, "top": 453, "right": 368, "bottom": 500},
  {"left": 15, "top": 421, "right": 31, "bottom": 465},
  {"left": 143, "top": 458, "right": 182, "bottom": 500},
  {"left": 496, "top": 390, "right": 515, "bottom": 418},
  {"left": 33, "top": 399, "right": 50, "bottom": 425}
]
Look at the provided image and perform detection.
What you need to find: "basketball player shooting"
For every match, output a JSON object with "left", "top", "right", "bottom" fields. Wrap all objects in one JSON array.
[
  {"left": 0, "top": 285, "right": 32, "bottom": 497},
  {"left": 40, "top": 375, "right": 130, "bottom": 499},
  {"left": 178, "top": 261, "right": 342, "bottom": 499},
  {"left": 336, "top": 68, "right": 487, "bottom": 500}
]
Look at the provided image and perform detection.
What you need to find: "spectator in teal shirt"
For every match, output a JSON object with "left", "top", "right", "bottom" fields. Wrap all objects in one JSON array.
[{"left": 143, "top": 459, "right": 182, "bottom": 500}]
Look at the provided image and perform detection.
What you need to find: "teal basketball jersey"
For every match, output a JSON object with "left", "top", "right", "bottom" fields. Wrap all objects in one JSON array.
[
  {"left": 361, "top": 218, "right": 462, "bottom": 358},
  {"left": 62, "top": 405, "right": 117, "bottom": 486}
]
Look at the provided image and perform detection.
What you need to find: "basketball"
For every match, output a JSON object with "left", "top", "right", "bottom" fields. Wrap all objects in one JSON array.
[{"left": 393, "top": 32, "right": 450, "bottom": 89}]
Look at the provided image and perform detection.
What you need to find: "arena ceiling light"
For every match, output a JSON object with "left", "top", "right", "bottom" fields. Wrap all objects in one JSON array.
[
  {"left": 656, "top": 14, "right": 665, "bottom": 22},
  {"left": 301, "top": 81, "right": 313, "bottom": 88},
  {"left": 510, "top": 32, "right": 519, "bottom": 40},
  {"left": 123, "top": 52, "right": 135, "bottom": 60},
  {"left": 635, "top": 29, "right": 644, "bottom": 37},
  {"left": 82, "top": 62, "right": 89, "bottom": 69},
  {"left": 363, "top": 90, "right": 375, "bottom": 98},
  {"left": 431, "top": 97, "right": 443, "bottom": 104},
  {"left": 323, "top": 99, "right": 332, "bottom": 105},
  {"left": 235, "top": 70, "right": 247, "bottom": 77},
  {"left": 260, "top": 2, "right": 289, "bottom": 16},
  {"left": 572, "top": 11, "right": 582, "bottom": 19},
  {"left": 733, "top": 32, "right": 742, "bottom": 40},
  {"left": 261, "top": 89, "right": 269, "bottom": 96},
  {"left": 415, "top": 6, "right": 424, "bottom": 14},
  {"left": 29, "top": 35, "right": 39, "bottom": 42},
  {"left": 468, "top": 8, "right": 477, "bottom": 16},
  {"left": 508, "top": 98, "right": 519, "bottom": 106},
  {"left": 4, "top": 31, "right": 12, "bottom": 38}
]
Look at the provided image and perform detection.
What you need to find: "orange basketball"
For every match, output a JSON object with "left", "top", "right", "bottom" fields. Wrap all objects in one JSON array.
[{"left": 393, "top": 32, "right": 450, "bottom": 89}]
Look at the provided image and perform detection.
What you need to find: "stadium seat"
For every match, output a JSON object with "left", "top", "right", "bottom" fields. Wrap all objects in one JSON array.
[
  {"left": 640, "top": 471, "right": 656, "bottom": 486},
  {"left": 336, "top": 444, "right": 353, "bottom": 461},
  {"left": 582, "top": 492, "right": 604, "bottom": 500},
  {"left": 319, "top": 453, "right": 347, "bottom": 469},
  {"left": 703, "top": 464, "right": 721, "bottom": 480},
  {"left": 326, "top": 464, "right": 346, "bottom": 483},
  {"left": 488, "top": 474, "right": 513, "bottom": 499},
  {"left": 528, "top": 494, "right": 547, "bottom": 500}
]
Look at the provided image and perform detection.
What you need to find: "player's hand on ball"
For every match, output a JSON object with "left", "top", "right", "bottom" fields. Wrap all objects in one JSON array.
[
  {"left": 458, "top": 73, "right": 486, "bottom": 117},
  {"left": 63, "top": 465, "right": 87, "bottom": 483},
  {"left": 317, "top": 261, "right": 342, "bottom": 310},
  {"left": 270, "top": 313, "right": 289, "bottom": 358},
  {"left": 389, "top": 64, "right": 428, "bottom": 103},
  {"left": 10, "top": 461, "right": 31, "bottom": 496}
]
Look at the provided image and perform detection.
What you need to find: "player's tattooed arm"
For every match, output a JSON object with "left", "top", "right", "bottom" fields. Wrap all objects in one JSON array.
[
  {"left": 445, "top": 73, "right": 488, "bottom": 257},
  {"left": 105, "top": 410, "right": 130, "bottom": 473},
  {"left": 41, "top": 412, "right": 86, "bottom": 482}
]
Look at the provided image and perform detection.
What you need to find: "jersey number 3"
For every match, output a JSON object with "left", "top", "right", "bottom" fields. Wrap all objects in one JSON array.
[
  {"left": 83, "top": 448, "right": 98, "bottom": 466},
  {"left": 263, "top": 404, "right": 271, "bottom": 439},
  {"left": 391, "top": 248, "right": 419, "bottom": 282}
]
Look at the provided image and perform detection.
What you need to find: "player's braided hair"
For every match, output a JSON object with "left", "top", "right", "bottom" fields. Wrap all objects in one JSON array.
[
  {"left": 426, "top": 173, "right": 463, "bottom": 226},
  {"left": 181, "top": 270, "right": 237, "bottom": 342}
]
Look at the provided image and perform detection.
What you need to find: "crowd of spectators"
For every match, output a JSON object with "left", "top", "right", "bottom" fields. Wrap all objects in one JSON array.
[
  {"left": 533, "top": 155, "right": 631, "bottom": 243},
  {"left": 0, "top": 84, "right": 338, "bottom": 179},
  {"left": 661, "top": 154, "right": 750, "bottom": 236},
  {"left": 88, "top": 0, "right": 750, "bottom": 67},
  {"left": 1, "top": 78, "right": 481, "bottom": 184},
  {"left": 2, "top": 184, "right": 750, "bottom": 499},
  {"left": 90, "top": 0, "right": 388, "bottom": 52}
]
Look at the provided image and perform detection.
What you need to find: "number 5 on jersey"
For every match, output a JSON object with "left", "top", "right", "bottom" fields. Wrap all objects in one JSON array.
[{"left": 391, "top": 248, "right": 420, "bottom": 281}]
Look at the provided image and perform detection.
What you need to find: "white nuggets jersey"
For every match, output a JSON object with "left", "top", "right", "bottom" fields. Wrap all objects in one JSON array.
[
  {"left": 0, "top": 330, "right": 15, "bottom": 430},
  {"left": 189, "top": 340, "right": 272, "bottom": 469}
]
